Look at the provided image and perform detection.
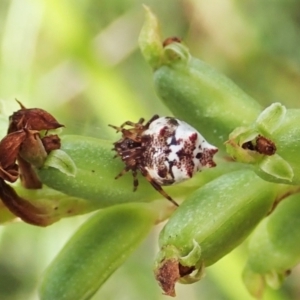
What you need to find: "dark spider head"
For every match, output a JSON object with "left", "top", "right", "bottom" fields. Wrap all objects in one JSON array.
[
  {"left": 113, "top": 137, "right": 144, "bottom": 165},
  {"left": 114, "top": 138, "right": 141, "bottom": 151},
  {"left": 109, "top": 116, "right": 179, "bottom": 206}
]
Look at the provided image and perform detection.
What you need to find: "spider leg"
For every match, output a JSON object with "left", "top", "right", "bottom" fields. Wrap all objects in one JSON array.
[
  {"left": 109, "top": 124, "right": 139, "bottom": 134},
  {"left": 119, "top": 118, "right": 145, "bottom": 128},
  {"left": 132, "top": 169, "right": 139, "bottom": 191},
  {"left": 144, "top": 115, "right": 159, "bottom": 128},
  {"left": 142, "top": 170, "right": 178, "bottom": 206},
  {"left": 109, "top": 117, "right": 146, "bottom": 134},
  {"left": 108, "top": 124, "right": 122, "bottom": 132},
  {"left": 119, "top": 147, "right": 143, "bottom": 160},
  {"left": 108, "top": 125, "right": 142, "bottom": 141},
  {"left": 115, "top": 166, "right": 131, "bottom": 180}
]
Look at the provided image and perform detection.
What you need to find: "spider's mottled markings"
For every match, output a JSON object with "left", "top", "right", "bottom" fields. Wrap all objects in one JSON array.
[{"left": 109, "top": 115, "right": 218, "bottom": 206}]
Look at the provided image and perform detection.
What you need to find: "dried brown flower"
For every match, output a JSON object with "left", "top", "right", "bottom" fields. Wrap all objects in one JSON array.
[
  {"left": 0, "top": 101, "right": 64, "bottom": 225},
  {"left": 0, "top": 101, "right": 64, "bottom": 187}
]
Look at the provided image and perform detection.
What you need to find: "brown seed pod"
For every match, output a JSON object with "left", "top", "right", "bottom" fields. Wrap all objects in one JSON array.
[{"left": 163, "top": 36, "right": 182, "bottom": 47}]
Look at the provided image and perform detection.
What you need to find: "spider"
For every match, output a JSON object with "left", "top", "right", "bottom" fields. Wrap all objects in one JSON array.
[{"left": 109, "top": 115, "right": 218, "bottom": 206}]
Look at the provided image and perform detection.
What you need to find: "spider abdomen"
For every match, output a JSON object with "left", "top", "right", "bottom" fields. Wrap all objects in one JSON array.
[{"left": 141, "top": 117, "right": 218, "bottom": 185}]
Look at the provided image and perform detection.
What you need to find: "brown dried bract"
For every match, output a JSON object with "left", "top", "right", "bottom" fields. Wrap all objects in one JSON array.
[
  {"left": 163, "top": 37, "right": 182, "bottom": 47},
  {"left": 0, "top": 101, "right": 64, "bottom": 187},
  {"left": 0, "top": 131, "right": 26, "bottom": 182},
  {"left": 155, "top": 259, "right": 180, "bottom": 297},
  {"left": 242, "top": 141, "right": 255, "bottom": 151},
  {"left": 155, "top": 258, "right": 196, "bottom": 297},
  {"left": 0, "top": 101, "right": 64, "bottom": 225},
  {"left": 8, "top": 100, "right": 64, "bottom": 133},
  {"left": 178, "top": 264, "right": 196, "bottom": 277},
  {"left": 19, "top": 128, "right": 47, "bottom": 168},
  {"left": 41, "top": 134, "right": 61, "bottom": 153},
  {"left": 17, "top": 155, "right": 43, "bottom": 189}
]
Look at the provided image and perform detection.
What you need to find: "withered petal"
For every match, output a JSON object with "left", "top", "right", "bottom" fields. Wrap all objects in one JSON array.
[
  {"left": 41, "top": 134, "right": 61, "bottom": 153},
  {"left": 17, "top": 155, "right": 42, "bottom": 189},
  {"left": 8, "top": 108, "right": 64, "bottom": 133},
  {"left": 19, "top": 128, "right": 47, "bottom": 168},
  {"left": 15, "top": 99, "right": 26, "bottom": 109},
  {"left": 0, "top": 130, "right": 26, "bottom": 169},
  {"left": 0, "top": 178, "right": 50, "bottom": 226},
  {"left": 0, "top": 165, "right": 19, "bottom": 182},
  {"left": 155, "top": 259, "right": 180, "bottom": 297}
]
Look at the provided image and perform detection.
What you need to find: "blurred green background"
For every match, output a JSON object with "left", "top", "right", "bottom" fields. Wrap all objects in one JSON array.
[{"left": 1, "top": 0, "right": 300, "bottom": 299}]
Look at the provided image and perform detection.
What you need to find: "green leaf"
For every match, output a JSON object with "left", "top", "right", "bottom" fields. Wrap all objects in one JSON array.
[
  {"left": 265, "top": 271, "right": 284, "bottom": 290},
  {"left": 226, "top": 126, "right": 260, "bottom": 163},
  {"left": 39, "top": 203, "right": 157, "bottom": 300},
  {"left": 255, "top": 103, "right": 286, "bottom": 135},
  {"left": 163, "top": 42, "right": 191, "bottom": 63},
  {"left": 138, "top": 6, "right": 163, "bottom": 70},
  {"left": 154, "top": 169, "right": 286, "bottom": 296},
  {"left": 242, "top": 266, "right": 265, "bottom": 299},
  {"left": 258, "top": 154, "right": 293, "bottom": 182},
  {"left": 43, "top": 149, "right": 77, "bottom": 177},
  {"left": 243, "top": 193, "right": 300, "bottom": 296}
]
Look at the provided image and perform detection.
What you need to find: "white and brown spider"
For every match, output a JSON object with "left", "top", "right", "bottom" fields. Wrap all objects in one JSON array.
[{"left": 109, "top": 115, "right": 218, "bottom": 206}]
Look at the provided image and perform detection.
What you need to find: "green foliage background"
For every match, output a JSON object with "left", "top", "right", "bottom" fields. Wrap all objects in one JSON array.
[{"left": 0, "top": 0, "right": 300, "bottom": 299}]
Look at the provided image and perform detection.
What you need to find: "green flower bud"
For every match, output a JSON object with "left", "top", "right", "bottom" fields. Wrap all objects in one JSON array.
[
  {"left": 226, "top": 103, "right": 300, "bottom": 185},
  {"left": 139, "top": 8, "right": 262, "bottom": 148},
  {"left": 154, "top": 169, "right": 289, "bottom": 296},
  {"left": 242, "top": 193, "right": 300, "bottom": 298},
  {"left": 37, "top": 135, "right": 159, "bottom": 206},
  {"left": 138, "top": 5, "right": 164, "bottom": 70},
  {"left": 39, "top": 203, "right": 157, "bottom": 300},
  {"left": 13, "top": 184, "right": 99, "bottom": 225}
]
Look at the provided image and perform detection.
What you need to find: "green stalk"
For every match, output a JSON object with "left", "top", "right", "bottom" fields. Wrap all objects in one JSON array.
[
  {"left": 153, "top": 169, "right": 292, "bottom": 296},
  {"left": 243, "top": 193, "right": 300, "bottom": 298},
  {"left": 39, "top": 202, "right": 157, "bottom": 300},
  {"left": 139, "top": 7, "right": 262, "bottom": 149}
]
